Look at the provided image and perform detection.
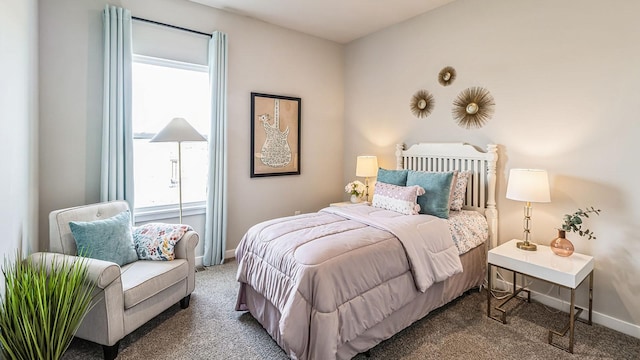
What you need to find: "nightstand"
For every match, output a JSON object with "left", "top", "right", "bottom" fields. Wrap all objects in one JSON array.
[{"left": 487, "top": 239, "right": 594, "bottom": 353}]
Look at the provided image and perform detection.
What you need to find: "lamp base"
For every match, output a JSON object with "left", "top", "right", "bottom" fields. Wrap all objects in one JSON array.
[{"left": 516, "top": 241, "right": 537, "bottom": 251}]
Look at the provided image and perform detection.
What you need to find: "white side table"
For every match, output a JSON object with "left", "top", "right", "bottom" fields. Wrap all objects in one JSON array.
[{"left": 487, "top": 239, "right": 594, "bottom": 353}]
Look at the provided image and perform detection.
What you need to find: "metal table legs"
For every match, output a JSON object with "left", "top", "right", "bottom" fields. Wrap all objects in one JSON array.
[
  {"left": 548, "top": 271, "right": 593, "bottom": 353},
  {"left": 487, "top": 264, "right": 530, "bottom": 324},
  {"left": 486, "top": 264, "right": 593, "bottom": 354}
]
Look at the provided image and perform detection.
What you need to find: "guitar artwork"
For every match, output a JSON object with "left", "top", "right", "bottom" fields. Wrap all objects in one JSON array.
[{"left": 259, "top": 99, "right": 292, "bottom": 168}]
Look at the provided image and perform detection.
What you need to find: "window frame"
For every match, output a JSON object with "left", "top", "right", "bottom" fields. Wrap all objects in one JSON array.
[{"left": 132, "top": 55, "right": 209, "bottom": 222}]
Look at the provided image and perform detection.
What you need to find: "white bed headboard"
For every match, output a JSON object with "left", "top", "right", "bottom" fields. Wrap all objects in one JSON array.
[{"left": 395, "top": 142, "right": 498, "bottom": 249}]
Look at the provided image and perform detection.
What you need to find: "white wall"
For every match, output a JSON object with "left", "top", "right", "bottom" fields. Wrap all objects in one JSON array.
[
  {"left": 36, "top": 0, "right": 639, "bottom": 338},
  {"left": 345, "top": 0, "right": 640, "bottom": 335},
  {"left": 0, "top": 0, "right": 39, "bottom": 286},
  {"left": 38, "top": 0, "right": 344, "bottom": 255}
]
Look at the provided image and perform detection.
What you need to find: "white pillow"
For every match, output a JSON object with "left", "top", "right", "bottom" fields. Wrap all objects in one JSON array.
[{"left": 372, "top": 182, "right": 425, "bottom": 215}]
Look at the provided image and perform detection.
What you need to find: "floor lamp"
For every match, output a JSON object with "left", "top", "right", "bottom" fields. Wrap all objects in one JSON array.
[
  {"left": 506, "top": 168, "right": 551, "bottom": 251},
  {"left": 356, "top": 155, "right": 378, "bottom": 202},
  {"left": 151, "top": 117, "right": 207, "bottom": 224}
]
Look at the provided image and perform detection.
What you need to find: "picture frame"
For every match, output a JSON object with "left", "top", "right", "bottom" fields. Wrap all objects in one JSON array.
[{"left": 250, "top": 92, "right": 301, "bottom": 177}]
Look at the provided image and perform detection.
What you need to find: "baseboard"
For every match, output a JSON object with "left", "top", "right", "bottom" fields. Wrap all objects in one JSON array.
[
  {"left": 195, "top": 249, "right": 236, "bottom": 268},
  {"left": 493, "top": 278, "right": 640, "bottom": 339}
]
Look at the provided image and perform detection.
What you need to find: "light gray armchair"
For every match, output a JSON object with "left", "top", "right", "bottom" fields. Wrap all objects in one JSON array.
[{"left": 30, "top": 200, "right": 199, "bottom": 359}]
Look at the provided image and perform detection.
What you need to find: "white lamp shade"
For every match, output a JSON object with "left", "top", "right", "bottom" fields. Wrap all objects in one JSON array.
[
  {"left": 150, "top": 117, "right": 206, "bottom": 143},
  {"left": 506, "top": 168, "right": 551, "bottom": 203},
  {"left": 356, "top": 156, "right": 378, "bottom": 177}
]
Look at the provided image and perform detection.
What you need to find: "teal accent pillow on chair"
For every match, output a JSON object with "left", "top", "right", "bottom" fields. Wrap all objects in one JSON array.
[
  {"left": 69, "top": 210, "right": 138, "bottom": 266},
  {"left": 377, "top": 168, "right": 409, "bottom": 186},
  {"left": 406, "top": 171, "right": 455, "bottom": 219}
]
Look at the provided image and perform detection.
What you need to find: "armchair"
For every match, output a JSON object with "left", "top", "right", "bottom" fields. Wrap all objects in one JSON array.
[{"left": 30, "top": 201, "right": 199, "bottom": 359}]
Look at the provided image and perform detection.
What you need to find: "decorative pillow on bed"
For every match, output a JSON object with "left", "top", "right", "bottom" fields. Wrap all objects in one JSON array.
[
  {"left": 372, "top": 182, "right": 425, "bottom": 215},
  {"left": 450, "top": 170, "right": 471, "bottom": 211},
  {"left": 69, "top": 210, "right": 138, "bottom": 266},
  {"left": 376, "top": 168, "right": 409, "bottom": 186},
  {"left": 448, "top": 170, "right": 459, "bottom": 208},
  {"left": 406, "top": 170, "right": 455, "bottom": 219},
  {"left": 133, "top": 223, "right": 193, "bottom": 261}
]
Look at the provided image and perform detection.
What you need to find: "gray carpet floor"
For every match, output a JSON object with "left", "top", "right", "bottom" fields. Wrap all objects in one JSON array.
[{"left": 64, "top": 260, "right": 640, "bottom": 359}]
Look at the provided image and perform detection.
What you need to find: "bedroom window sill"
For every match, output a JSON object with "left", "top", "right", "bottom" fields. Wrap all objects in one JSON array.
[{"left": 134, "top": 202, "right": 206, "bottom": 223}]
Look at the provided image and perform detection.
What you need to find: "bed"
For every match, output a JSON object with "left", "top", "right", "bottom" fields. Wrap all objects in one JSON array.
[{"left": 235, "top": 142, "right": 498, "bottom": 360}]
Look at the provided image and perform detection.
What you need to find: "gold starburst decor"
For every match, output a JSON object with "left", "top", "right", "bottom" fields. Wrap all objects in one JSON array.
[
  {"left": 438, "top": 66, "right": 456, "bottom": 86},
  {"left": 410, "top": 89, "right": 435, "bottom": 118},
  {"left": 452, "top": 87, "right": 495, "bottom": 129}
]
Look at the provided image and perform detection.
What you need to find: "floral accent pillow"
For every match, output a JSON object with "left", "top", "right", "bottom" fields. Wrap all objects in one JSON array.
[
  {"left": 450, "top": 170, "right": 471, "bottom": 211},
  {"left": 372, "top": 182, "right": 425, "bottom": 215},
  {"left": 133, "top": 223, "right": 193, "bottom": 261}
]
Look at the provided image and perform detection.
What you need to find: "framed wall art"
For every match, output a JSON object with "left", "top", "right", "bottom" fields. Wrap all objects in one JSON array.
[{"left": 250, "top": 92, "right": 301, "bottom": 177}]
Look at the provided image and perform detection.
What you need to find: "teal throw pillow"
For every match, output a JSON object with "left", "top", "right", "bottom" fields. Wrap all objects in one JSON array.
[
  {"left": 377, "top": 168, "right": 409, "bottom": 186},
  {"left": 406, "top": 171, "right": 455, "bottom": 219},
  {"left": 69, "top": 210, "right": 138, "bottom": 266}
]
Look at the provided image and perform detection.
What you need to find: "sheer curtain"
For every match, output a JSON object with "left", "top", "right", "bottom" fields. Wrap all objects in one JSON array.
[
  {"left": 203, "top": 32, "right": 228, "bottom": 266},
  {"left": 101, "top": 5, "right": 134, "bottom": 211}
]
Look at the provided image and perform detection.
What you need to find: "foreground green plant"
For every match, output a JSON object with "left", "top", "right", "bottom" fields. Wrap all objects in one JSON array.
[{"left": 0, "top": 253, "right": 95, "bottom": 360}]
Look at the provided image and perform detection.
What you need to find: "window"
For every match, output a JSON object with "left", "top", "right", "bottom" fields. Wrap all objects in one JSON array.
[{"left": 132, "top": 55, "right": 210, "bottom": 211}]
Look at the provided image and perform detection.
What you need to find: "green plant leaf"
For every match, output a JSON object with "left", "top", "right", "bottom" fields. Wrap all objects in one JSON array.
[
  {"left": 0, "top": 252, "right": 96, "bottom": 360},
  {"left": 559, "top": 206, "right": 601, "bottom": 240}
]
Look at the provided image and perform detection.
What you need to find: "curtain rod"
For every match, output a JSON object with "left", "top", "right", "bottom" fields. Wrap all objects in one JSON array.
[{"left": 132, "top": 16, "right": 212, "bottom": 38}]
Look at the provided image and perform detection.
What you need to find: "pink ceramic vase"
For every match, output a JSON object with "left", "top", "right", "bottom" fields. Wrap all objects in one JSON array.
[{"left": 550, "top": 229, "right": 574, "bottom": 257}]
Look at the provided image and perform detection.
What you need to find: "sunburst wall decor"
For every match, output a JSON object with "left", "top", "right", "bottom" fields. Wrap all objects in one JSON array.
[
  {"left": 438, "top": 66, "right": 456, "bottom": 86},
  {"left": 410, "top": 89, "right": 434, "bottom": 118},
  {"left": 452, "top": 87, "right": 495, "bottom": 129}
]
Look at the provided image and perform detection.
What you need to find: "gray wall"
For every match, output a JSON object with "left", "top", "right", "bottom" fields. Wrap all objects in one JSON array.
[
  {"left": 38, "top": 0, "right": 345, "bottom": 258},
  {"left": 344, "top": 0, "right": 640, "bottom": 335},
  {"left": 0, "top": 0, "right": 39, "bottom": 290}
]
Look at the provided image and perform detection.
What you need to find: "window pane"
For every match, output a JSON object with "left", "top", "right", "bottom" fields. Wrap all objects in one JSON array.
[{"left": 132, "top": 59, "right": 210, "bottom": 209}]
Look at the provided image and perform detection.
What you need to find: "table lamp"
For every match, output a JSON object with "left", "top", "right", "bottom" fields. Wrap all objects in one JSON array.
[
  {"left": 356, "top": 155, "right": 378, "bottom": 202},
  {"left": 150, "top": 117, "right": 207, "bottom": 223},
  {"left": 506, "top": 168, "right": 551, "bottom": 251}
]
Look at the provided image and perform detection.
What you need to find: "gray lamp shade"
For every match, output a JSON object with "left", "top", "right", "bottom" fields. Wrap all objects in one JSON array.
[{"left": 150, "top": 117, "right": 206, "bottom": 143}]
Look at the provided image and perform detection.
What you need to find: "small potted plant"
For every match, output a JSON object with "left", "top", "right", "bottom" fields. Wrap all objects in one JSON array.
[
  {"left": 344, "top": 180, "right": 365, "bottom": 203},
  {"left": 551, "top": 206, "right": 601, "bottom": 257}
]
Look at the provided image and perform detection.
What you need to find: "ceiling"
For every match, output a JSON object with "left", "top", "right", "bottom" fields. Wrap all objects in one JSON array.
[{"left": 189, "top": 0, "right": 456, "bottom": 44}]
